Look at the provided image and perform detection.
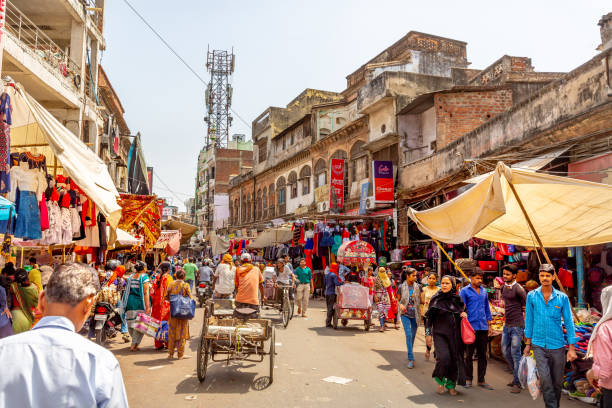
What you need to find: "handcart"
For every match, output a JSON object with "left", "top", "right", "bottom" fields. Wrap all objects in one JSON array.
[
  {"left": 332, "top": 283, "right": 372, "bottom": 331},
  {"left": 197, "top": 299, "right": 275, "bottom": 385},
  {"left": 262, "top": 283, "right": 294, "bottom": 328}
]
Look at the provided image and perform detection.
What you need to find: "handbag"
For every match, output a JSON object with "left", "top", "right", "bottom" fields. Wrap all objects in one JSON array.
[
  {"left": 155, "top": 321, "right": 169, "bottom": 343},
  {"left": 461, "top": 317, "right": 476, "bottom": 344},
  {"left": 169, "top": 282, "right": 196, "bottom": 320}
]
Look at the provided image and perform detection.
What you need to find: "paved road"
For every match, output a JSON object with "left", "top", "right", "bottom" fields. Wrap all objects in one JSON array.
[{"left": 109, "top": 299, "right": 584, "bottom": 408}]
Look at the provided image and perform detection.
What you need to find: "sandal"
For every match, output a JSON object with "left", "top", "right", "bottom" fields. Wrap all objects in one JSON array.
[
  {"left": 425, "top": 350, "right": 431, "bottom": 361},
  {"left": 449, "top": 388, "right": 457, "bottom": 396},
  {"left": 437, "top": 385, "right": 446, "bottom": 395}
]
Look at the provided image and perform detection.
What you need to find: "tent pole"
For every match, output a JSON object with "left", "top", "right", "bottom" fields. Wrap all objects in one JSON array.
[
  {"left": 506, "top": 180, "right": 580, "bottom": 321},
  {"left": 432, "top": 238, "right": 470, "bottom": 282}
]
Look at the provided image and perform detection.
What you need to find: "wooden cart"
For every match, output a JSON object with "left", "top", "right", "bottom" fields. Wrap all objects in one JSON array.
[{"left": 197, "top": 300, "right": 275, "bottom": 385}]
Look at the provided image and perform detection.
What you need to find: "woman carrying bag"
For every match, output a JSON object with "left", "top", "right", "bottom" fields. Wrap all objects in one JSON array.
[
  {"left": 425, "top": 275, "right": 467, "bottom": 395},
  {"left": 122, "top": 261, "right": 151, "bottom": 351},
  {"left": 166, "top": 268, "right": 193, "bottom": 360}
]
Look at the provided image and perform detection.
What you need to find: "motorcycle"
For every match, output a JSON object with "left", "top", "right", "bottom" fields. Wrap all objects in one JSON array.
[
  {"left": 91, "top": 301, "right": 123, "bottom": 345},
  {"left": 197, "top": 282, "right": 213, "bottom": 307}
]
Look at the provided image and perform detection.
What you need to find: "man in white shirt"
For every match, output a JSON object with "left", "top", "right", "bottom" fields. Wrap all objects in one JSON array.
[{"left": 0, "top": 263, "right": 128, "bottom": 408}]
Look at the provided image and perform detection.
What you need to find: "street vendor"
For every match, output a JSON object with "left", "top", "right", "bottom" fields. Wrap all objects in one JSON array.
[{"left": 324, "top": 263, "right": 343, "bottom": 328}]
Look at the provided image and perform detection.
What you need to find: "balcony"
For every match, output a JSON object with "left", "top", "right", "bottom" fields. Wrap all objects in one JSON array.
[{"left": 3, "top": 1, "right": 82, "bottom": 106}]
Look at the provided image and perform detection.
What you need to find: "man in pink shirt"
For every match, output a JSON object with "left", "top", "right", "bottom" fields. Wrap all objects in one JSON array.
[{"left": 587, "top": 285, "right": 612, "bottom": 408}]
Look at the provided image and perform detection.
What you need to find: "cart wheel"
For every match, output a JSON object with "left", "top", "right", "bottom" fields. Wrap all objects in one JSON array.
[
  {"left": 332, "top": 307, "right": 338, "bottom": 329},
  {"left": 281, "top": 294, "right": 290, "bottom": 328},
  {"left": 197, "top": 337, "right": 210, "bottom": 382},
  {"left": 289, "top": 298, "right": 294, "bottom": 320},
  {"left": 269, "top": 328, "right": 275, "bottom": 385}
]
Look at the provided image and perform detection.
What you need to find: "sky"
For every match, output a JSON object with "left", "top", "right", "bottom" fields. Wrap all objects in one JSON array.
[{"left": 102, "top": 0, "right": 609, "bottom": 211}]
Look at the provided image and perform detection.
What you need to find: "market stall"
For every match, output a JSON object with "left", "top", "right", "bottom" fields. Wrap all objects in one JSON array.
[
  {"left": 0, "top": 81, "right": 122, "bottom": 266},
  {"left": 408, "top": 161, "right": 612, "bottom": 405}
]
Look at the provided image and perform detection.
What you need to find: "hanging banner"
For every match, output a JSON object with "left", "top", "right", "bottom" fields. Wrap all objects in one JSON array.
[
  {"left": 373, "top": 160, "right": 394, "bottom": 203},
  {"left": 329, "top": 158, "right": 345, "bottom": 212},
  {"left": 359, "top": 182, "right": 369, "bottom": 215}
]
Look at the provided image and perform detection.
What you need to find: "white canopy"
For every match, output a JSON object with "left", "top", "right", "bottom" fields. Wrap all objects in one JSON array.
[
  {"left": 112, "top": 227, "right": 141, "bottom": 246},
  {"left": 247, "top": 227, "right": 293, "bottom": 249},
  {"left": 408, "top": 162, "right": 612, "bottom": 247},
  {"left": 9, "top": 84, "right": 122, "bottom": 229}
]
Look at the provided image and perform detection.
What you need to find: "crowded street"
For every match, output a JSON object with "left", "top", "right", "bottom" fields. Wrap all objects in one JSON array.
[{"left": 0, "top": 1, "right": 611, "bottom": 408}]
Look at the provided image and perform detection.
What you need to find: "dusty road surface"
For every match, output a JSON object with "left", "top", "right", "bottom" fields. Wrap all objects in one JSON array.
[{"left": 109, "top": 298, "right": 584, "bottom": 408}]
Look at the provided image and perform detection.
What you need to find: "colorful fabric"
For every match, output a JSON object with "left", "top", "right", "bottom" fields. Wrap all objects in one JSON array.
[
  {"left": 10, "top": 283, "right": 38, "bottom": 333},
  {"left": 0, "top": 122, "right": 10, "bottom": 173},
  {"left": 118, "top": 194, "right": 162, "bottom": 250},
  {"left": 235, "top": 265, "right": 263, "bottom": 306}
]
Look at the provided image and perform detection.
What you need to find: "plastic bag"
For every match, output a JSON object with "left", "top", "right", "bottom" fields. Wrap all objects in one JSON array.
[
  {"left": 155, "top": 321, "right": 168, "bottom": 343},
  {"left": 518, "top": 355, "right": 540, "bottom": 400},
  {"left": 461, "top": 317, "right": 475, "bottom": 344}
]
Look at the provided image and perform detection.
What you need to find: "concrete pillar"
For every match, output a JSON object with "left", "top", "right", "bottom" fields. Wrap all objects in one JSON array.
[
  {"left": 88, "top": 120, "right": 99, "bottom": 154},
  {"left": 69, "top": 20, "right": 86, "bottom": 78}
]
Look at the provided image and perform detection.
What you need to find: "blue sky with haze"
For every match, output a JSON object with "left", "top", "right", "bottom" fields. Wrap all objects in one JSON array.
[{"left": 102, "top": 0, "right": 609, "bottom": 210}]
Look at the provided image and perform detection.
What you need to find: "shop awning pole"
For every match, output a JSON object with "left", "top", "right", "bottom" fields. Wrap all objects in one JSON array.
[
  {"left": 432, "top": 238, "right": 470, "bottom": 282},
  {"left": 506, "top": 180, "right": 580, "bottom": 322}
]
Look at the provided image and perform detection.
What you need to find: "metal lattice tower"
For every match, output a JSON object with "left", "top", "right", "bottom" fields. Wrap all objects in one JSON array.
[{"left": 205, "top": 46, "right": 235, "bottom": 149}]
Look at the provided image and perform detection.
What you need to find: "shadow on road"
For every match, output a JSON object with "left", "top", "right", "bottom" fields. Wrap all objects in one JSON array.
[
  {"left": 133, "top": 357, "right": 175, "bottom": 367},
  {"left": 308, "top": 325, "right": 367, "bottom": 337},
  {"left": 175, "top": 362, "right": 259, "bottom": 395}
]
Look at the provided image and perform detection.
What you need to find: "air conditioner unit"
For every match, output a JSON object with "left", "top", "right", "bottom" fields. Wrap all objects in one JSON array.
[
  {"left": 366, "top": 197, "right": 376, "bottom": 209},
  {"left": 317, "top": 202, "right": 328, "bottom": 212}
]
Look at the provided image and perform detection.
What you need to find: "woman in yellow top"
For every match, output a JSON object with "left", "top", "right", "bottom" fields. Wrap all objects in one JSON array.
[
  {"left": 421, "top": 272, "right": 440, "bottom": 360},
  {"left": 166, "top": 268, "right": 192, "bottom": 359}
]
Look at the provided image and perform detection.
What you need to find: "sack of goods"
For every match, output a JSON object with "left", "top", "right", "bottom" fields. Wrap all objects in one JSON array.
[
  {"left": 207, "top": 323, "right": 264, "bottom": 337},
  {"left": 133, "top": 313, "right": 161, "bottom": 337},
  {"left": 338, "top": 284, "right": 370, "bottom": 309}
]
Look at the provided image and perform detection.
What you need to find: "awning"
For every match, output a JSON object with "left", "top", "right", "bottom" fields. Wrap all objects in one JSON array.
[
  {"left": 114, "top": 228, "right": 141, "bottom": 246},
  {"left": 408, "top": 162, "right": 612, "bottom": 247},
  {"left": 162, "top": 219, "right": 197, "bottom": 244},
  {"left": 10, "top": 84, "right": 122, "bottom": 229},
  {"left": 247, "top": 227, "right": 293, "bottom": 249}
]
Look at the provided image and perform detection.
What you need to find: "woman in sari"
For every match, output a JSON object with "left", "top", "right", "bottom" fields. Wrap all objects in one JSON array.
[
  {"left": 425, "top": 275, "right": 467, "bottom": 395},
  {"left": 165, "top": 268, "right": 191, "bottom": 359},
  {"left": 9, "top": 269, "right": 39, "bottom": 334},
  {"left": 151, "top": 262, "right": 173, "bottom": 350},
  {"left": 373, "top": 267, "right": 393, "bottom": 332},
  {"left": 122, "top": 261, "right": 151, "bottom": 351}
]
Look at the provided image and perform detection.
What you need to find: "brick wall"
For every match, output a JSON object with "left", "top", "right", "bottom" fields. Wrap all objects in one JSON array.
[{"left": 435, "top": 89, "right": 513, "bottom": 148}]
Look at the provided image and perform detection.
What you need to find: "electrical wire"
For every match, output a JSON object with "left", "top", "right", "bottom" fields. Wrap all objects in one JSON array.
[{"left": 120, "top": 0, "right": 252, "bottom": 131}]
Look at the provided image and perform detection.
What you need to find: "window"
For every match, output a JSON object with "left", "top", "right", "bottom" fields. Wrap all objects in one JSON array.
[
  {"left": 210, "top": 167, "right": 215, "bottom": 179},
  {"left": 314, "top": 159, "right": 326, "bottom": 188},
  {"left": 257, "top": 138, "right": 267, "bottom": 163},
  {"left": 300, "top": 165, "right": 311, "bottom": 195},
  {"left": 276, "top": 177, "right": 286, "bottom": 205},
  {"left": 350, "top": 141, "right": 368, "bottom": 183},
  {"left": 381, "top": 124, "right": 386, "bottom": 134},
  {"left": 290, "top": 133, "right": 295, "bottom": 145},
  {"left": 288, "top": 171, "right": 298, "bottom": 199},
  {"left": 262, "top": 187, "right": 267, "bottom": 219},
  {"left": 282, "top": 137, "right": 286, "bottom": 151},
  {"left": 268, "top": 184, "right": 275, "bottom": 217},
  {"left": 320, "top": 128, "right": 331, "bottom": 138},
  {"left": 256, "top": 189, "right": 262, "bottom": 220}
]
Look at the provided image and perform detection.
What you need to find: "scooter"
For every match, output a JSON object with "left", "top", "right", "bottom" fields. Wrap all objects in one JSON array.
[
  {"left": 197, "top": 282, "right": 213, "bottom": 308},
  {"left": 92, "top": 301, "right": 123, "bottom": 345}
]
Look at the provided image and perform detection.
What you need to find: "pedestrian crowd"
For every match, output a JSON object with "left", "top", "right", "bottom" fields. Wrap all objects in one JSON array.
[{"left": 0, "top": 253, "right": 610, "bottom": 408}]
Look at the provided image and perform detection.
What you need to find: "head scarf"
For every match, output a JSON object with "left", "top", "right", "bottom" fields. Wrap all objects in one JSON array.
[
  {"left": 426, "top": 275, "right": 464, "bottom": 316},
  {"left": 223, "top": 254, "right": 233, "bottom": 264},
  {"left": 377, "top": 267, "right": 391, "bottom": 288},
  {"left": 329, "top": 263, "right": 340, "bottom": 278},
  {"left": 115, "top": 265, "right": 126, "bottom": 278},
  {"left": 587, "top": 285, "right": 612, "bottom": 358}
]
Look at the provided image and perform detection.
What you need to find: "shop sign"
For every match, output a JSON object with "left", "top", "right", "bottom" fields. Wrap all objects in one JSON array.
[
  {"left": 373, "top": 160, "right": 394, "bottom": 203},
  {"left": 329, "top": 159, "right": 345, "bottom": 211},
  {"left": 359, "top": 182, "right": 370, "bottom": 215}
]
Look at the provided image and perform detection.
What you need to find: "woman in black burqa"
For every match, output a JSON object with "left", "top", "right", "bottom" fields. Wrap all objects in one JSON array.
[{"left": 424, "top": 275, "right": 467, "bottom": 395}]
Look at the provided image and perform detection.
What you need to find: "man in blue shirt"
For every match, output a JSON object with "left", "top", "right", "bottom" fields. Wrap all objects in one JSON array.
[
  {"left": 0, "top": 263, "right": 128, "bottom": 407},
  {"left": 524, "top": 264, "right": 577, "bottom": 408},
  {"left": 460, "top": 269, "right": 493, "bottom": 390},
  {"left": 324, "top": 263, "right": 343, "bottom": 327}
]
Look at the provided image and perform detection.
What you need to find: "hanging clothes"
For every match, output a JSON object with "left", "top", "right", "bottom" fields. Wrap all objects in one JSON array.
[{"left": 10, "top": 166, "right": 45, "bottom": 240}]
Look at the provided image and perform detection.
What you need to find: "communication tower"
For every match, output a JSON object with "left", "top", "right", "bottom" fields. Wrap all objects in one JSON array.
[{"left": 204, "top": 46, "right": 235, "bottom": 149}]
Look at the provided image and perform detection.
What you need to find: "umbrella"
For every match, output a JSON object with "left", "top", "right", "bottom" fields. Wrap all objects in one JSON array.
[{"left": 336, "top": 240, "right": 376, "bottom": 266}]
